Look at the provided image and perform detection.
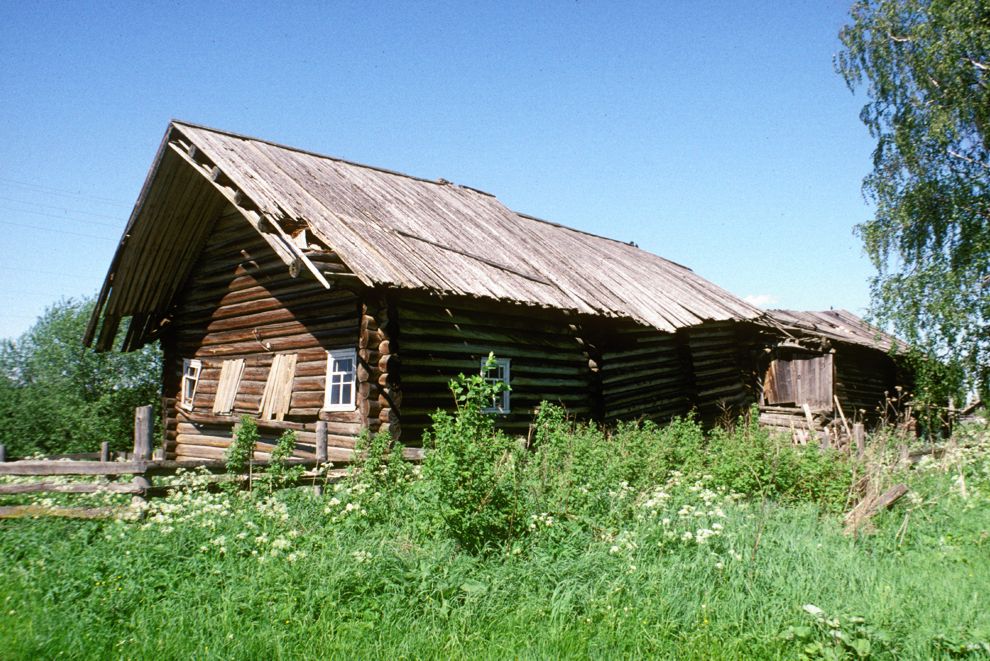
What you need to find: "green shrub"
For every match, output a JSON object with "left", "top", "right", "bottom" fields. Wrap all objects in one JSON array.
[
  {"left": 705, "top": 408, "right": 855, "bottom": 513},
  {"left": 261, "top": 429, "right": 303, "bottom": 492},
  {"left": 421, "top": 355, "right": 524, "bottom": 553},
  {"left": 0, "top": 297, "right": 161, "bottom": 457},
  {"left": 226, "top": 416, "right": 258, "bottom": 475}
]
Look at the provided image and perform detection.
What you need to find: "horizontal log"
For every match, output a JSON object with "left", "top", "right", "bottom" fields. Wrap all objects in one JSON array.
[
  {"left": 605, "top": 398, "right": 690, "bottom": 419},
  {"left": 400, "top": 340, "right": 586, "bottom": 363},
  {"left": 179, "top": 277, "right": 352, "bottom": 313},
  {"left": 0, "top": 505, "right": 118, "bottom": 519},
  {"left": 0, "top": 461, "right": 149, "bottom": 476},
  {"left": 178, "top": 326, "right": 359, "bottom": 357},
  {"left": 177, "top": 410, "right": 317, "bottom": 432},
  {"left": 0, "top": 481, "right": 146, "bottom": 495},
  {"left": 175, "top": 315, "right": 358, "bottom": 348},
  {"left": 399, "top": 320, "right": 581, "bottom": 351},
  {"left": 174, "top": 281, "right": 340, "bottom": 325},
  {"left": 399, "top": 373, "right": 590, "bottom": 388},
  {"left": 398, "top": 296, "right": 568, "bottom": 326},
  {"left": 400, "top": 356, "right": 589, "bottom": 377},
  {"left": 600, "top": 345, "right": 681, "bottom": 363},
  {"left": 173, "top": 298, "right": 356, "bottom": 336}
]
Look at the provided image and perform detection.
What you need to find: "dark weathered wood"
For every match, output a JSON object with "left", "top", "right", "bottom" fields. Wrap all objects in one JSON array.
[
  {"left": 0, "top": 481, "right": 145, "bottom": 495},
  {"left": 0, "top": 461, "right": 150, "bottom": 476},
  {"left": 845, "top": 483, "right": 909, "bottom": 533},
  {"left": 134, "top": 405, "right": 154, "bottom": 460},
  {"left": 316, "top": 420, "right": 328, "bottom": 462},
  {"left": 0, "top": 505, "right": 118, "bottom": 519},
  {"left": 853, "top": 423, "right": 866, "bottom": 458},
  {"left": 100, "top": 442, "right": 111, "bottom": 462},
  {"left": 132, "top": 475, "right": 152, "bottom": 501},
  {"left": 0, "top": 444, "right": 5, "bottom": 463},
  {"left": 802, "top": 404, "right": 819, "bottom": 444}
]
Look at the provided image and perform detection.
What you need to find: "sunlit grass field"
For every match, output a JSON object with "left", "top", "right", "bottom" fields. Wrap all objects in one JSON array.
[{"left": 1, "top": 417, "right": 988, "bottom": 659}]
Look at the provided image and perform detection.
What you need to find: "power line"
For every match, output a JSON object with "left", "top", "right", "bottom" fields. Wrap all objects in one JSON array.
[
  {"left": 0, "top": 219, "right": 116, "bottom": 241},
  {"left": 0, "top": 266, "right": 94, "bottom": 278},
  {"left": 0, "top": 290, "right": 85, "bottom": 298},
  {"left": 0, "top": 195, "right": 127, "bottom": 222},
  {"left": 0, "top": 175, "right": 130, "bottom": 206},
  {"left": 0, "top": 204, "right": 123, "bottom": 229}
]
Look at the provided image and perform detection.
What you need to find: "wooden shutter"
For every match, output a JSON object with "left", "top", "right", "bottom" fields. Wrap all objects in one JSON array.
[
  {"left": 259, "top": 353, "right": 297, "bottom": 421},
  {"left": 764, "top": 353, "right": 833, "bottom": 410},
  {"left": 212, "top": 359, "right": 245, "bottom": 415}
]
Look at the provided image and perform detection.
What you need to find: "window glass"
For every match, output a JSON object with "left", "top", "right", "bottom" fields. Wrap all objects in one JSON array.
[
  {"left": 324, "top": 349, "right": 357, "bottom": 411},
  {"left": 481, "top": 357, "right": 511, "bottom": 413},
  {"left": 180, "top": 359, "right": 202, "bottom": 411}
]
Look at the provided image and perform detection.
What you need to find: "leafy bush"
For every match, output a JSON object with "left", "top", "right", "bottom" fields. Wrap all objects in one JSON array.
[
  {"left": 525, "top": 404, "right": 707, "bottom": 524},
  {"left": 421, "top": 355, "right": 525, "bottom": 553},
  {"left": 261, "top": 430, "right": 304, "bottom": 492},
  {"left": 705, "top": 409, "right": 855, "bottom": 513},
  {"left": 0, "top": 297, "right": 161, "bottom": 457},
  {"left": 225, "top": 415, "right": 258, "bottom": 474}
]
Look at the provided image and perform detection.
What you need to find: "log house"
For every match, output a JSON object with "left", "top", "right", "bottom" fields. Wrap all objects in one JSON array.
[{"left": 85, "top": 122, "right": 908, "bottom": 460}]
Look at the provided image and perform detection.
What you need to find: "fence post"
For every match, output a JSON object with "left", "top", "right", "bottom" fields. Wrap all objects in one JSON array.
[
  {"left": 0, "top": 444, "right": 5, "bottom": 463},
  {"left": 314, "top": 420, "right": 328, "bottom": 496},
  {"left": 853, "top": 423, "right": 865, "bottom": 459},
  {"left": 131, "top": 474, "right": 152, "bottom": 507},
  {"left": 316, "top": 421, "right": 328, "bottom": 463},
  {"left": 100, "top": 442, "right": 110, "bottom": 463},
  {"left": 133, "top": 405, "right": 153, "bottom": 461}
]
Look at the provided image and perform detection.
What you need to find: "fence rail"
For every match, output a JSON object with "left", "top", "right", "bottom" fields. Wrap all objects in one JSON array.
[{"left": 0, "top": 406, "right": 349, "bottom": 519}]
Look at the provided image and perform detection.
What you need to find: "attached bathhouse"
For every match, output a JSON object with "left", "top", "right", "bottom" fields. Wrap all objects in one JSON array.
[{"left": 85, "top": 121, "right": 906, "bottom": 461}]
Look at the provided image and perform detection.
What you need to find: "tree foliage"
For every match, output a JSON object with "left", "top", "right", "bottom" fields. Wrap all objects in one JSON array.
[
  {"left": 0, "top": 297, "right": 162, "bottom": 457},
  {"left": 837, "top": 0, "right": 990, "bottom": 401}
]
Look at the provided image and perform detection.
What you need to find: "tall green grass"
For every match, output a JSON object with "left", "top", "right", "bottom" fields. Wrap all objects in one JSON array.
[{"left": 1, "top": 403, "right": 988, "bottom": 659}]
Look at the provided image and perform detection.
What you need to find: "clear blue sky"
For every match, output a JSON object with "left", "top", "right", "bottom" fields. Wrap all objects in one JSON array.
[{"left": 0, "top": 1, "right": 877, "bottom": 341}]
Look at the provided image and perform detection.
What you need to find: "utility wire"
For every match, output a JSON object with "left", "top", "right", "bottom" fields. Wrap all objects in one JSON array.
[
  {"left": 0, "top": 206, "right": 123, "bottom": 230},
  {"left": 0, "top": 195, "right": 126, "bottom": 222},
  {"left": 0, "top": 219, "right": 116, "bottom": 241},
  {"left": 0, "top": 266, "right": 94, "bottom": 278},
  {"left": 0, "top": 175, "right": 130, "bottom": 206}
]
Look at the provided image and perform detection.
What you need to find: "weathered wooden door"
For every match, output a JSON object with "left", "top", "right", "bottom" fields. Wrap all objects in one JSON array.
[{"left": 763, "top": 353, "right": 833, "bottom": 410}]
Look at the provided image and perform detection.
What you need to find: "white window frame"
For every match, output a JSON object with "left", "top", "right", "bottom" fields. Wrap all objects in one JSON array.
[
  {"left": 323, "top": 348, "right": 357, "bottom": 412},
  {"left": 180, "top": 358, "right": 202, "bottom": 411},
  {"left": 481, "top": 357, "right": 511, "bottom": 414}
]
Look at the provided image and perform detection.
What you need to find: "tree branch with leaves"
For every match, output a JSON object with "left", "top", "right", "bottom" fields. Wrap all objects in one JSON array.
[{"left": 837, "top": 0, "right": 990, "bottom": 403}]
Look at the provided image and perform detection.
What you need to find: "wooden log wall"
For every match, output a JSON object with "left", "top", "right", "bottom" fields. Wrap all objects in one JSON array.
[
  {"left": 599, "top": 321, "right": 694, "bottom": 424},
  {"left": 682, "top": 321, "right": 758, "bottom": 425},
  {"left": 833, "top": 345, "right": 899, "bottom": 425},
  {"left": 359, "top": 294, "right": 401, "bottom": 441},
  {"left": 394, "top": 294, "right": 596, "bottom": 443},
  {"left": 160, "top": 207, "right": 363, "bottom": 461}
]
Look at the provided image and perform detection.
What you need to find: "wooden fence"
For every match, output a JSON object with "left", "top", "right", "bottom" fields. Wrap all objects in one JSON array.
[{"left": 0, "top": 405, "right": 348, "bottom": 519}]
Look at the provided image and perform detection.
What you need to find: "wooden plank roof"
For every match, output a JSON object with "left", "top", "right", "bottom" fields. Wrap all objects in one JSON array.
[
  {"left": 767, "top": 309, "right": 904, "bottom": 353},
  {"left": 88, "top": 121, "right": 763, "bottom": 349}
]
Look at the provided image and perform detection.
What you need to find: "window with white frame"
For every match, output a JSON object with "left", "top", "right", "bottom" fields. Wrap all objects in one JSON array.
[
  {"left": 481, "top": 357, "right": 511, "bottom": 414},
  {"left": 324, "top": 348, "right": 357, "bottom": 411},
  {"left": 180, "top": 359, "right": 202, "bottom": 411}
]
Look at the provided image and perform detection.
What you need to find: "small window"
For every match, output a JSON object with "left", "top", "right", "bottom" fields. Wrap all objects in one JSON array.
[
  {"left": 481, "top": 357, "right": 511, "bottom": 414},
  {"left": 212, "top": 358, "right": 245, "bottom": 415},
  {"left": 324, "top": 348, "right": 357, "bottom": 412},
  {"left": 180, "top": 359, "right": 202, "bottom": 411}
]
